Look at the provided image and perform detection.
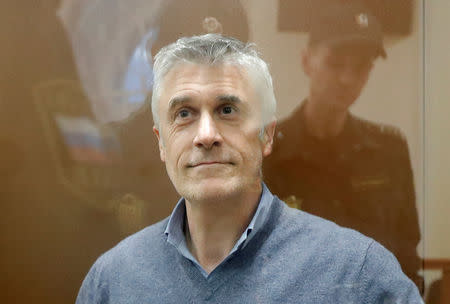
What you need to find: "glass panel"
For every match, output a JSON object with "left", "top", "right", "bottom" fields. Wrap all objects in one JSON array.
[
  {"left": 423, "top": 0, "right": 450, "bottom": 302},
  {"left": 4, "top": 0, "right": 446, "bottom": 302}
]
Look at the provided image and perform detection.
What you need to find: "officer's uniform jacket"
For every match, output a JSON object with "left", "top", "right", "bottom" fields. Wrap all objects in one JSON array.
[{"left": 263, "top": 102, "right": 422, "bottom": 288}]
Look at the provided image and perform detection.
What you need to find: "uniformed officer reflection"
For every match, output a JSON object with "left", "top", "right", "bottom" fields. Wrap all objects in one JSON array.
[{"left": 264, "top": 3, "right": 422, "bottom": 290}]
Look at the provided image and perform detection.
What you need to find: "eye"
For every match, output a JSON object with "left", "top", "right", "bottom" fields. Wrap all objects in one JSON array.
[
  {"left": 173, "top": 108, "right": 195, "bottom": 123},
  {"left": 178, "top": 109, "right": 191, "bottom": 118},
  {"left": 221, "top": 105, "right": 235, "bottom": 115},
  {"left": 217, "top": 103, "right": 240, "bottom": 120}
]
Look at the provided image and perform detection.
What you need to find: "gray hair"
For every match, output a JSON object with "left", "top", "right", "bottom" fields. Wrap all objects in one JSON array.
[{"left": 151, "top": 34, "right": 276, "bottom": 129}]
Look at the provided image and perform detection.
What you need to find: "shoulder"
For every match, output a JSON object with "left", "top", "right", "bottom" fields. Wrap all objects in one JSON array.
[
  {"left": 103, "top": 218, "right": 169, "bottom": 263},
  {"left": 358, "top": 240, "right": 423, "bottom": 301},
  {"left": 284, "top": 201, "right": 372, "bottom": 245},
  {"left": 352, "top": 115, "right": 408, "bottom": 145},
  {"left": 85, "top": 217, "right": 170, "bottom": 280},
  {"left": 349, "top": 116, "right": 413, "bottom": 164},
  {"left": 272, "top": 197, "right": 374, "bottom": 262},
  {"left": 265, "top": 109, "right": 303, "bottom": 164},
  {"left": 75, "top": 218, "right": 171, "bottom": 303},
  {"left": 263, "top": 199, "right": 422, "bottom": 300}
]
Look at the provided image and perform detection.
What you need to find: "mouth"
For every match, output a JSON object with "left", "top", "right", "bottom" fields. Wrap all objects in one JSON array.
[
  {"left": 334, "top": 90, "right": 350, "bottom": 98},
  {"left": 188, "top": 161, "right": 233, "bottom": 168},
  {"left": 335, "top": 88, "right": 356, "bottom": 99}
]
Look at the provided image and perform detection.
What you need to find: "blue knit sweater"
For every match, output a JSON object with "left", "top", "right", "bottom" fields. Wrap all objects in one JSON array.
[{"left": 76, "top": 194, "right": 423, "bottom": 303}]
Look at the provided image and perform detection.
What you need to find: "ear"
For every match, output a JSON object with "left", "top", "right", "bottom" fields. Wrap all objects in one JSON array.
[
  {"left": 153, "top": 126, "right": 166, "bottom": 162},
  {"left": 301, "top": 48, "right": 311, "bottom": 77},
  {"left": 262, "top": 120, "right": 276, "bottom": 157}
]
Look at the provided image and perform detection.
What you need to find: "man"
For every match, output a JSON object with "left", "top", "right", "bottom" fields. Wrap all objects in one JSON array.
[
  {"left": 264, "top": 3, "right": 422, "bottom": 291},
  {"left": 76, "top": 34, "right": 422, "bottom": 303}
]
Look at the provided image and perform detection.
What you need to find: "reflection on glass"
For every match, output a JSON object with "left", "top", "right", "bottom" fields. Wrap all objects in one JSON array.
[
  {"left": 1, "top": 0, "right": 432, "bottom": 302},
  {"left": 265, "top": 1, "right": 422, "bottom": 292}
]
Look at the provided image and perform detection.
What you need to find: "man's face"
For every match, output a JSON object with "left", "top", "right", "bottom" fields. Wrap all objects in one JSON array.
[
  {"left": 154, "top": 63, "right": 275, "bottom": 203},
  {"left": 302, "top": 43, "right": 376, "bottom": 110}
]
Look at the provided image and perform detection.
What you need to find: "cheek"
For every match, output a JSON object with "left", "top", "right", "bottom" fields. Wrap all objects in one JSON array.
[
  {"left": 238, "top": 136, "right": 265, "bottom": 164},
  {"left": 166, "top": 130, "right": 195, "bottom": 164}
]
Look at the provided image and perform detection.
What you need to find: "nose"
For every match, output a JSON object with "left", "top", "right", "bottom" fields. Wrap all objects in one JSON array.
[{"left": 193, "top": 112, "right": 222, "bottom": 149}]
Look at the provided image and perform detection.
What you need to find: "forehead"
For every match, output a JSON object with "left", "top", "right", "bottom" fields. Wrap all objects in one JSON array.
[
  {"left": 311, "top": 42, "right": 378, "bottom": 62},
  {"left": 159, "top": 63, "right": 256, "bottom": 103}
]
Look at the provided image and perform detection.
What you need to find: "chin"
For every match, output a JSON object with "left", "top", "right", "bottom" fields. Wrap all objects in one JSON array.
[{"left": 179, "top": 178, "right": 243, "bottom": 203}]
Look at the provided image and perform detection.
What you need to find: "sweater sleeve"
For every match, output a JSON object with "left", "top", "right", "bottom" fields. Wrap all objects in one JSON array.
[
  {"left": 358, "top": 240, "right": 423, "bottom": 304},
  {"left": 76, "top": 257, "right": 110, "bottom": 304}
]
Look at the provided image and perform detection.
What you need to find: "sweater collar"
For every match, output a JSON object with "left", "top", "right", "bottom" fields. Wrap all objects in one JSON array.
[{"left": 164, "top": 183, "right": 274, "bottom": 277}]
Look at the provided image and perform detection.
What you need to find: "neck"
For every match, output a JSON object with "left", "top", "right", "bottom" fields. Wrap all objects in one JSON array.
[
  {"left": 303, "top": 96, "right": 349, "bottom": 139},
  {"left": 184, "top": 183, "right": 262, "bottom": 274}
]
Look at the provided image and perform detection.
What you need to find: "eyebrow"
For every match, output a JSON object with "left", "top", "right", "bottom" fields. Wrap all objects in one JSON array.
[
  {"left": 168, "top": 94, "right": 242, "bottom": 111},
  {"left": 168, "top": 96, "right": 192, "bottom": 112},
  {"left": 216, "top": 94, "right": 242, "bottom": 104}
]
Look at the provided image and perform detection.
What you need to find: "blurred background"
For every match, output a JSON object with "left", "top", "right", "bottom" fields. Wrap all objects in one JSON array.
[{"left": 0, "top": 0, "right": 448, "bottom": 303}]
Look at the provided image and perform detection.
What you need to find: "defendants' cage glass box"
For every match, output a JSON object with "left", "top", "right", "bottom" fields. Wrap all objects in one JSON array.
[{"left": 1, "top": 0, "right": 449, "bottom": 302}]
